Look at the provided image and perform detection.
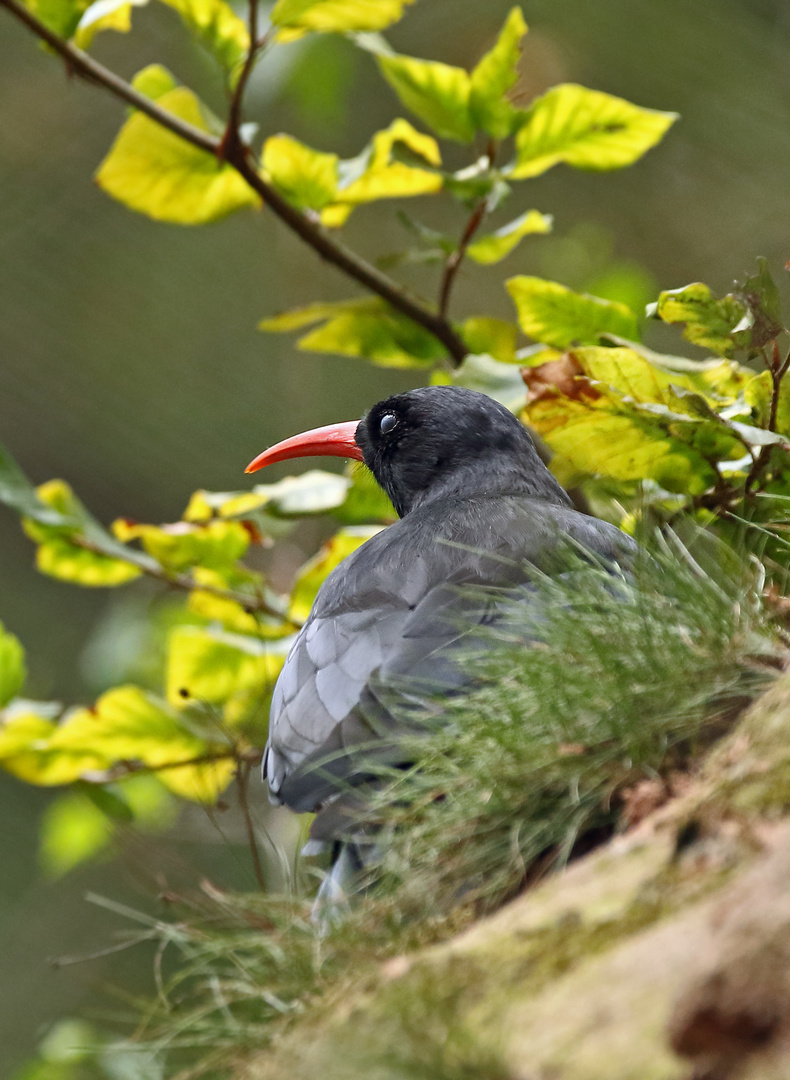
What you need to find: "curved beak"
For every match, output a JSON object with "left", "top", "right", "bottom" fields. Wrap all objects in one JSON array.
[{"left": 245, "top": 420, "right": 364, "bottom": 474}]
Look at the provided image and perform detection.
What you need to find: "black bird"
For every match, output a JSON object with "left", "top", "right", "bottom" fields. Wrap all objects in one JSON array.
[{"left": 246, "top": 386, "right": 633, "bottom": 899}]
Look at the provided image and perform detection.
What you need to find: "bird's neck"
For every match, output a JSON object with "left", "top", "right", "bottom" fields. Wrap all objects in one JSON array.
[{"left": 396, "top": 458, "right": 572, "bottom": 517}]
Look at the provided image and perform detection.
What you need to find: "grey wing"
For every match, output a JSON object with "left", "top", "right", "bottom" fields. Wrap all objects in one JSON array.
[
  {"left": 264, "top": 580, "right": 509, "bottom": 814},
  {"left": 263, "top": 602, "right": 412, "bottom": 806}
]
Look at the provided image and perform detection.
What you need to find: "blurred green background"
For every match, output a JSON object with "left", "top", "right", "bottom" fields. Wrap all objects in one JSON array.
[{"left": 1, "top": 0, "right": 789, "bottom": 1069}]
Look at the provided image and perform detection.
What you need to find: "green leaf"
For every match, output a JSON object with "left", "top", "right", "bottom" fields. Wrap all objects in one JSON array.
[
  {"left": 271, "top": 0, "right": 414, "bottom": 40},
  {"left": 469, "top": 6, "right": 528, "bottom": 138},
  {"left": 39, "top": 776, "right": 177, "bottom": 877},
  {"left": 39, "top": 790, "right": 112, "bottom": 877},
  {"left": 289, "top": 527, "right": 382, "bottom": 622},
  {"left": 261, "top": 298, "right": 447, "bottom": 368},
  {"left": 262, "top": 134, "right": 339, "bottom": 211},
  {"left": 377, "top": 54, "right": 474, "bottom": 142},
  {"left": 466, "top": 209, "right": 552, "bottom": 265},
  {"left": 96, "top": 86, "right": 259, "bottom": 224},
  {"left": 510, "top": 84, "right": 678, "bottom": 179},
  {"left": 507, "top": 276, "right": 639, "bottom": 348},
  {"left": 24, "top": 0, "right": 89, "bottom": 39},
  {"left": 0, "top": 623, "right": 26, "bottom": 708},
  {"left": 460, "top": 316, "right": 518, "bottom": 363},
  {"left": 159, "top": 0, "right": 249, "bottom": 73},
  {"left": 653, "top": 282, "right": 749, "bottom": 357},
  {"left": 733, "top": 257, "right": 785, "bottom": 348}
]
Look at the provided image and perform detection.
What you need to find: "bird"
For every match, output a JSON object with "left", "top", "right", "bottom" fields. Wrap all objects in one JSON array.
[{"left": 245, "top": 385, "right": 634, "bottom": 903}]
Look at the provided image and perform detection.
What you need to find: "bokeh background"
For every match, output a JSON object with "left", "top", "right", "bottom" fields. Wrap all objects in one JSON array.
[{"left": 1, "top": 0, "right": 789, "bottom": 1068}]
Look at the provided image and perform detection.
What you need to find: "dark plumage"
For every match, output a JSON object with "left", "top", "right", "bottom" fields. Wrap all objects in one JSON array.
[{"left": 246, "top": 386, "right": 634, "bottom": 896}]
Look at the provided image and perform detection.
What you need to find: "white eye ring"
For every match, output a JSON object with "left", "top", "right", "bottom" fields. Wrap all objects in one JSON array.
[{"left": 379, "top": 413, "right": 397, "bottom": 435}]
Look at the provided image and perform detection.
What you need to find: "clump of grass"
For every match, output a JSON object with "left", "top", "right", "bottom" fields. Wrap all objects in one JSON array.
[{"left": 367, "top": 529, "right": 778, "bottom": 913}]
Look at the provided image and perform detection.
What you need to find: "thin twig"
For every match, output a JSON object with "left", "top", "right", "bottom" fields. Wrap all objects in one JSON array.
[
  {"left": 83, "top": 748, "right": 261, "bottom": 783},
  {"left": 0, "top": 0, "right": 469, "bottom": 365},
  {"left": 745, "top": 340, "right": 790, "bottom": 495},
  {"left": 438, "top": 199, "right": 489, "bottom": 320},
  {"left": 236, "top": 760, "right": 266, "bottom": 890}
]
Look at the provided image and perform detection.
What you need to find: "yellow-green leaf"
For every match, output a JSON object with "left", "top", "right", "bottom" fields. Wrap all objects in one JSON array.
[
  {"left": 653, "top": 282, "right": 749, "bottom": 357},
  {"left": 377, "top": 54, "right": 474, "bottom": 142},
  {"left": 336, "top": 119, "right": 442, "bottom": 205},
  {"left": 187, "top": 471, "right": 351, "bottom": 522},
  {"left": 271, "top": 0, "right": 414, "bottom": 40},
  {"left": 19, "top": 479, "right": 146, "bottom": 586},
  {"left": 35, "top": 538, "right": 142, "bottom": 587},
  {"left": 0, "top": 709, "right": 98, "bottom": 785},
  {"left": 521, "top": 346, "right": 743, "bottom": 494},
  {"left": 48, "top": 686, "right": 234, "bottom": 800},
  {"left": 74, "top": 0, "right": 144, "bottom": 48},
  {"left": 262, "top": 134, "right": 339, "bottom": 210},
  {"left": 466, "top": 209, "right": 552, "bottom": 265},
  {"left": 289, "top": 526, "right": 382, "bottom": 622},
  {"left": 131, "top": 63, "right": 178, "bottom": 101},
  {"left": 298, "top": 300, "right": 447, "bottom": 368},
  {"left": 261, "top": 297, "right": 446, "bottom": 368},
  {"left": 333, "top": 463, "right": 396, "bottom": 525},
  {"left": 511, "top": 84, "right": 678, "bottom": 179},
  {"left": 460, "top": 316, "right": 518, "bottom": 363},
  {"left": 258, "top": 299, "right": 370, "bottom": 333},
  {"left": 111, "top": 518, "right": 249, "bottom": 571},
  {"left": 526, "top": 393, "right": 716, "bottom": 493},
  {"left": 0, "top": 623, "right": 26, "bottom": 707},
  {"left": 507, "top": 276, "right": 639, "bottom": 348},
  {"left": 469, "top": 6, "right": 527, "bottom": 138},
  {"left": 166, "top": 625, "right": 288, "bottom": 709},
  {"left": 96, "top": 87, "right": 259, "bottom": 224}
]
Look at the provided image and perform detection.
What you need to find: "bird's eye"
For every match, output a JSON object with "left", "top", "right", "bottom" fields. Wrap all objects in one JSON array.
[{"left": 379, "top": 413, "right": 397, "bottom": 435}]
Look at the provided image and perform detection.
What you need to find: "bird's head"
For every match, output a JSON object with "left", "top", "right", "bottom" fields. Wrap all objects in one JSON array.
[{"left": 246, "top": 386, "right": 569, "bottom": 517}]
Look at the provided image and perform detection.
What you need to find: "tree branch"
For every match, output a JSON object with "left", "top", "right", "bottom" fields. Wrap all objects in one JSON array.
[
  {"left": 0, "top": 0, "right": 219, "bottom": 153},
  {"left": 70, "top": 532, "right": 302, "bottom": 626},
  {"left": 0, "top": 0, "right": 469, "bottom": 366}
]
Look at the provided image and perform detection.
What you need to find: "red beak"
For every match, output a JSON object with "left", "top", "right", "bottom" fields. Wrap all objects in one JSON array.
[{"left": 245, "top": 420, "right": 364, "bottom": 474}]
